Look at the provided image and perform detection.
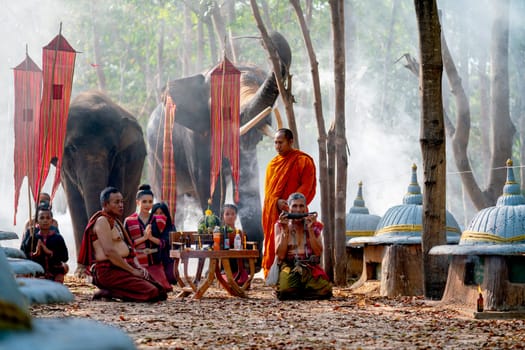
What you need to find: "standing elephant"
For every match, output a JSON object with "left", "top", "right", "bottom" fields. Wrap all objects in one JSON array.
[
  {"left": 61, "top": 91, "right": 146, "bottom": 267},
  {"left": 147, "top": 32, "right": 291, "bottom": 253}
]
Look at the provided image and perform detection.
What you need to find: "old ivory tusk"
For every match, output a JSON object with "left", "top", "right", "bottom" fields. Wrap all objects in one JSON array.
[{"left": 239, "top": 106, "right": 272, "bottom": 136}]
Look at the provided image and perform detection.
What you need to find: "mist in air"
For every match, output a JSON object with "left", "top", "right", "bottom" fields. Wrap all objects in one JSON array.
[{"left": 1, "top": 0, "right": 523, "bottom": 270}]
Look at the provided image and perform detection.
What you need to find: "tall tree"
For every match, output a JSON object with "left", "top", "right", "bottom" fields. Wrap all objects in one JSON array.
[
  {"left": 90, "top": 0, "right": 106, "bottom": 91},
  {"left": 414, "top": 0, "right": 447, "bottom": 298},
  {"left": 250, "top": 0, "right": 298, "bottom": 143},
  {"left": 329, "top": 0, "right": 348, "bottom": 285},
  {"left": 488, "top": 0, "right": 514, "bottom": 198}
]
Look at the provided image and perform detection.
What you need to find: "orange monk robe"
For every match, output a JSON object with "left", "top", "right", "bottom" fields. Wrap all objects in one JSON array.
[{"left": 261, "top": 149, "right": 316, "bottom": 277}]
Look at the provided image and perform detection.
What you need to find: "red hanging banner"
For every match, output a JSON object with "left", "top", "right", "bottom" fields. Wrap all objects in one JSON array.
[
  {"left": 162, "top": 95, "right": 177, "bottom": 219},
  {"left": 210, "top": 57, "right": 241, "bottom": 202},
  {"left": 36, "top": 31, "right": 77, "bottom": 201},
  {"left": 13, "top": 54, "right": 42, "bottom": 224}
]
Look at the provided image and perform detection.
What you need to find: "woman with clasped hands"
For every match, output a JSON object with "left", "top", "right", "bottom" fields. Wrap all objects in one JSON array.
[{"left": 274, "top": 192, "right": 332, "bottom": 300}]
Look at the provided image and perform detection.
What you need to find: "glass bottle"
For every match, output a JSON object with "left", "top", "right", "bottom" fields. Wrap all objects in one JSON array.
[
  {"left": 213, "top": 226, "right": 221, "bottom": 250},
  {"left": 223, "top": 226, "right": 230, "bottom": 250},
  {"left": 234, "top": 230, "right": 242, "bottom": 250},
  {"left": 477, "top": 293, "right": 484, "bottom": 312}
]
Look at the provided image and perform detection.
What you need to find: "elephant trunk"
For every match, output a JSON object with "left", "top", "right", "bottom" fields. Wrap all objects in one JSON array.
[
  {"left": 237, "top": 147, "right": 263, "bottom": 251},
  {"left": 79, "top": 167, "right": 111, "bottom": 218},
  {"left": 240, "top": 32, "right": 291, "bottom": 147}
]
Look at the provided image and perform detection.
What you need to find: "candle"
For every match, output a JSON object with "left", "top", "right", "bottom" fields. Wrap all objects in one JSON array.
[
  {"left": 198, "top": 235, "right": 202, "bottom": 250},
  {"left": 243, "top": 233, "right": 246, "bottom": 249}
]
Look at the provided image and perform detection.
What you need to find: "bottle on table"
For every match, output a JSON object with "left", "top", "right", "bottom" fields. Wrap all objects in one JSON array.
[
  {"left": 213, "top": 226, "right": 221, "bottom": 251},
  {"left": 223, "top": 226, "right": 230, "bottom": 250},
  {"left": 234, "top": 230, "right": 242, "bottom": 250}
]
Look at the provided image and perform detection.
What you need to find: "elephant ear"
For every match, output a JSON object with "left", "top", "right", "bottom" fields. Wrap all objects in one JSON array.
[
  {"left": 118, "top": 117, "right": 146, "bottom": 159},
  {"left": 166, "top": 74, "right": 210, "bottom": 134}
]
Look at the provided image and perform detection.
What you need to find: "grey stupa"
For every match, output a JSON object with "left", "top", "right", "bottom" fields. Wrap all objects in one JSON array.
[
  {"left": 349, "top": 164, "right": 462, "bottom": 297},
  {"left": 345, "top": 181, "right": 381, "bottom": 243},
  {"left": 430, "top": 159, "right": 525, "bottom": 312},
  {"left": 349, "top": 164, "right": 461, "bottom": 247},
  {"left": 345, "top": 182, "right": 381, "bottom": 279}
]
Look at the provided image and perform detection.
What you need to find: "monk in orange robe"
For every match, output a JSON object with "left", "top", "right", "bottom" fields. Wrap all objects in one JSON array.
[{"left": 262, "top": 128, "right": 316, "bottom": 277}]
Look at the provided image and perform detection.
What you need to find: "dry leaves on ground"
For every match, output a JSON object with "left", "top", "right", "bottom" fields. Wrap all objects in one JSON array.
[{"left": 29, "top": 277, "right": 525, "bottom": 349}]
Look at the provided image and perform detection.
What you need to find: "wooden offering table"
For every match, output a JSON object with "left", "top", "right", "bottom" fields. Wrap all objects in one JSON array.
[{"left": 170, "top": 248, "right": 259, "bottom": 299}]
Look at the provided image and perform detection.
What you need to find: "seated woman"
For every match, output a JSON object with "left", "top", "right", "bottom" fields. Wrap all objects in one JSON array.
[
  {"left": 221, "top": 204, "right": 248, "bottom": 285},
  {"left": 274, "top": 192, "right": 332, "bottom": 300},
  {"left": 124, "top": 184, "right": 172, "bottom": 292},
  {"left": 20, "top": 203, "right": 69, "bottom": 283},
  {"left": 149, "top": 202, "right": 177, "bottom": 285}
]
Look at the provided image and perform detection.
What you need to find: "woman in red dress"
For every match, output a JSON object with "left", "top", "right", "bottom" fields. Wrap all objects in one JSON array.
[{"left": 124, "top": 184, "right": 172, "bottom": 292}]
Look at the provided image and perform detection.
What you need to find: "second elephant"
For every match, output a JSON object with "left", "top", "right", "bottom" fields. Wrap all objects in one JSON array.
[{"left": 147, "top": 31, "right": 292, "bottom": 254}]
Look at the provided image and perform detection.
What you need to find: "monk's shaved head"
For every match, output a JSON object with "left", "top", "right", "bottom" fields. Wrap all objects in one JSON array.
[{"left": 276, "top": 128, "right": 294, "bottom": 141}]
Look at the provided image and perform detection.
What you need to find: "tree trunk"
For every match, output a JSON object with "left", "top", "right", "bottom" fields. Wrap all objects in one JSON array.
[
  {"left": 329, "top": 0, "right": 348, "bottom": 286},
  {"left": 381, "top": 245, "right": 424, "bottom": 297},
  {"left": 487, "top": 0, "right": 515, "bottom": 200},
  {"left": 379, "top": 0, "right": 400, "bottom": 120},
  {"left": 260, "top": 0, "right": 273, "bottom": 31},
  {"left": 157, "top": 20, "right": 165, "bottom": 98},
  {"left": 479, "top": 71, "right": 491, "bottom": 186},
  {"left": 304, "top": 0, "right": 313, "bottom": 28},
  {"left": 414, "top": 0, "right": 447, "bottom": 299},
  {"left": 197, "top": 18, "right": 204, "bottom": 70},
  {"left": 326, "top": 125, "right": 336, "bottom": 281},
  {"left": 250, "top": 0, "right": 298, "bottom": 145},
  {"left": 182, "top": 3, "right": 192, "bottom": 76},
  {"left": 210, "top": 1, "right": 233, "bottom": 60},
  {"left": 289, "top": 0, "right": 331, "bottom": 281},
  {"left": 441, "top": 26, "right": 489, "bottom": 210},
  {"left": 344, "top": 0, "right": 357, "bottom": 78},
  {"left": 90, "top": 1, "right": 106, "bottom": 91},
  {"left": 204, "top": 15, "right": 218, "bottom": 63}
]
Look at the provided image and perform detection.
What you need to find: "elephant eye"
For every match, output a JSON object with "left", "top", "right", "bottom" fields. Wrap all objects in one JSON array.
[{"left": 65, "top": 144, "right": 77, "bottom": 153}]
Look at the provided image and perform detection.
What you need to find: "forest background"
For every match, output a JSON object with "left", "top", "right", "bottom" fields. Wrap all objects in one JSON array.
[{"left": 1, "top": 0, "right": 525, "bottom": 273}]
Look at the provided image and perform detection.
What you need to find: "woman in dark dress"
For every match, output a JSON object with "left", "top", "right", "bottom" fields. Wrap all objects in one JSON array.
[{"left": 148, "top": 202, "right": 177, "bottom": 285}]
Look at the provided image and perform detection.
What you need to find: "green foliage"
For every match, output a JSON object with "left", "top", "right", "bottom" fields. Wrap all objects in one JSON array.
[{"left": 54, "top": 0, "right": 525, "bottom": 226}]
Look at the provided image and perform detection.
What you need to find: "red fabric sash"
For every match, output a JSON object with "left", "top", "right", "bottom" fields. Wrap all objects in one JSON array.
[
  {"left": 36, "top": 33, "right": 76, "bottom": 200},
  {"left": 13, "top": 54, "right": 42, "bottom": 225},
  {"left": 124, "top": 213, "right": 148, "bottom": 266},
  {"left": 77, "top": 211, "right": 133, "bottom": 267},
  {"left": 162, "top": 95, "right": 176, "bottom": 218},
  {"left": 210, "top": 58, "right": 241, "bottom": 202}
]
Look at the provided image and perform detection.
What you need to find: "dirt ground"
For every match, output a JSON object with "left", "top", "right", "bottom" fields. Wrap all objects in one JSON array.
[{"left": 30, "top": 276, "right": 525, "bottom": 350}]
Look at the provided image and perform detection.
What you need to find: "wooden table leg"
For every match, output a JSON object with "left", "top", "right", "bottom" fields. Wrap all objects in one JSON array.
[
  {"left": 173, "top": 257, "right": 193, "bottom": 298},
  {"left": 193, "top": 258, "right": 205, "bottom": 284},
  {"left": 172, "top": 257, "right": 185, "bottom": 288},
  {"left": 216, "top": 258, "right": 246, "bottom": 297},
  {"left": 183, "top": 257, "right": 197, "bottom": 292},
  {"left": 194, "top": 258, "right": 217, "bottom": 299},
  {"left": 240, "top": 257, "right": 256, "bottom": 290}
]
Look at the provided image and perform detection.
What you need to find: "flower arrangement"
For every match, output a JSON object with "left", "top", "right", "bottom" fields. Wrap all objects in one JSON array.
[{"left": 197, "top": 199, "right": 220, "bottom": 234}]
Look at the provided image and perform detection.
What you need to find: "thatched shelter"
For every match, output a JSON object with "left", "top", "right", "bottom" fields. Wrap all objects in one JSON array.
[
  {"left": 345, "top": 182, "right": 381, "bottom": 280},
  {"left": 349, "top": 164, "right": 461, "bottom": 297},
  {"left": 430, "top": 160, "right": 525, "bottom": 312}
]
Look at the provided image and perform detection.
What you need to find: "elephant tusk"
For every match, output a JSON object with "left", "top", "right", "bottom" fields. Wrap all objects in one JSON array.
[
  {"left": 273, "top": 107, "right": 283, "bottom": 129},
  {"left": 239, "top": 106, "right": 272, "bottom": 136},
  {"left": 259, "top": 124, "right": 275, "bottom": 138}
]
